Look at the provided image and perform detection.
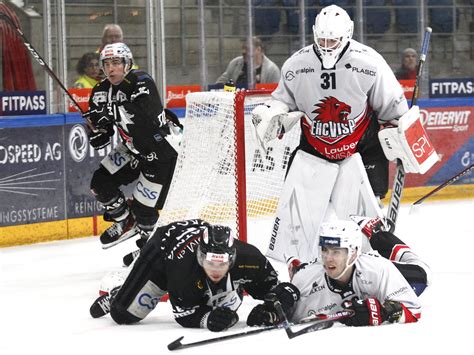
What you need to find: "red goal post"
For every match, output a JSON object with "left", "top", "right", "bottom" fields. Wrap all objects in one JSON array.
[{"left": 158, "top": 89, "right": 301, "bottom": 242}]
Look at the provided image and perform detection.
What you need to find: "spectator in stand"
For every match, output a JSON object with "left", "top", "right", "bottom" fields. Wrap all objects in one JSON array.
[
  {"left": 73, "top": 52, "right": 101, "bottom": 89},
  {"left": 216, "top": 36, "right": 280, "bottom": 85},
  {"left": 395, "top": 48, "right": 418, "bottom": 80},
  {"left": 101, "top": 24, "right": 124, "bottom": 50}
]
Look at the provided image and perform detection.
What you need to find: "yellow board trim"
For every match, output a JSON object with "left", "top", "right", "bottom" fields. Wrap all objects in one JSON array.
[{"left": 1, "top": 184, "right": 473, "bottom": 247}]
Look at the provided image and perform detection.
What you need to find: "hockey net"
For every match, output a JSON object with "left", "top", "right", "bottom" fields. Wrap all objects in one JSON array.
[{"left": 158, "top": 90, "right": 301, "bottom": 242}]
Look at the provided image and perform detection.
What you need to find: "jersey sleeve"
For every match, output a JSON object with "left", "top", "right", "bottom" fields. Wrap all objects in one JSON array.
[
  {"left": 271, "top": 60, "right": 299, "bottom": 111},
  {"left": 368, "top": 55, "right": 409, "bottom": 122},
  {"left": 235, "top": 243, "right": 279, "bottom": 300}
]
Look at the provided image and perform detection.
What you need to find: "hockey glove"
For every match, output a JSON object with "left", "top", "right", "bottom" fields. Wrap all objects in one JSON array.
[
  {"left": 287, "top": 257, "right": 307, "bottom": 281},
  {"left": 206, "top": 307, "right": 239, "bottom": 332},
  {"left": 247, "top": 303, "right": 280, "bottom": 327},
  {"left": 85, "top": 103, "right": 117, "bottom": 129},
  {"left": 340, "top": 297, "right": 404, "bottom": 326},
  {"left": 271, "top": 282, "right": 300, "bottom": 311},
  {"left": 165, "top": 108, "right": 183, "bottom": 131},
  {"left": 89, "top": 129, "right": 113, "bottom": 150}
]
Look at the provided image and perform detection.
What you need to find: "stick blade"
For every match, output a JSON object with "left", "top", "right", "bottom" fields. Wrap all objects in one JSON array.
[{"left": 167, "top": 336, "right": 184, "bottom": 351}]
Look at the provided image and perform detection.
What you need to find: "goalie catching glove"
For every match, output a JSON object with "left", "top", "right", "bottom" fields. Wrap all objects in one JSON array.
[
  {"left": 378, "top": 106, "right": 438, "bottom": 174},
  {"left": 251, "top": 100, "right": 304, "bottom": 152},
  {"left": 246, "top": 282, "right": 300, "bottom": 327}
]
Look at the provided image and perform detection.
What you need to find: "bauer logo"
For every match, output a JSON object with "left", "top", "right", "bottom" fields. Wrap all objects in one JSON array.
[
  {"left": 68, "top": 125, "right": 89, "bottom": 162},
  {"left": 0, "top": 91, "right": 46, "bottom": 116}
]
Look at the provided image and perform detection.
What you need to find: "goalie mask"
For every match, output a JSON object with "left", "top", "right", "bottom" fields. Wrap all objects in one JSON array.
[
  {"left": 100, "top": 42, "right": 134, "bottom": 76},
  {"left": 319, "top": 220, "right": 362, "bottom": 280},
  {"left": 313, "top": 5, "right": 353, "bottom": 69},
  {"left": 197, "top": 225, "right": 237, "bottom": 270}
]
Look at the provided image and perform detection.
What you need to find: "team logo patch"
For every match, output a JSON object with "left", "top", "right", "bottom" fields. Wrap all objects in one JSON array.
[{"left": 310, "top": 96, "right": 355, "bottom": 144}]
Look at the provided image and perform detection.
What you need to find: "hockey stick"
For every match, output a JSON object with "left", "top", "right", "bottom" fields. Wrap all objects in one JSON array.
[
  {"left": 167, "top": 307, "right": 346, "bottom": 350},
  {"left": 0, "top": 12, "right": 96, "bottom": 130},
  {"left": 273, "top": 300, "right": 354, "bottom": 339},
  {"left": 386, "top": 27, "right": 432, "bottom": 232},
  {"left": 167, "top": 324, "right": 277, "bottom": 351},
  {"left": 411, "top": 164, "right": 473, "bottom": 206}
]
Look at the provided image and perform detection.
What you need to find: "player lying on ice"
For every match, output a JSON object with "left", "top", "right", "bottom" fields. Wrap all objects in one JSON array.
[
  {"left": 246, "top": 219, "right": 427, "bottom": 328},
  {"left": 89, "top": 219, "right": 299, "bottom": 332}
]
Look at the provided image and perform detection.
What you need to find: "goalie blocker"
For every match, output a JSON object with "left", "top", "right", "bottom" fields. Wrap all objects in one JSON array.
[{"left": 378, "top": 105, "right": 438, "bottom": 174}]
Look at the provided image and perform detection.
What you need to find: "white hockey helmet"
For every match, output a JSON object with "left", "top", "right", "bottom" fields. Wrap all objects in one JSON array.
[
  {"left": 313, "top": 5, "right": 354, "bottom": 69},
  {"left": 319, "top": 220, "right": 362, "bottom": 267},
  {"left": 100, "top": 42, "right": 134, "bottom": 74}
]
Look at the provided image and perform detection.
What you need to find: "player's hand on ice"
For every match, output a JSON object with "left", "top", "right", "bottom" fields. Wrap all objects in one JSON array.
[
  {"left": 206, "top": 307, "right": 239, "bottom": 332},
  {"left": 341, "top": 297, "right": 387, "bottom": 326},
  {"left": 246, "top": 303, "right": 279, "bottom": 326}
]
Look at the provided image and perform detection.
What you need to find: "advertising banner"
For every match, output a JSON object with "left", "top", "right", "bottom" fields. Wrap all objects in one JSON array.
[
  {"left": 389, "top": 100, "right": 474, "bottom": 188},
  {"left": 67, "top": 88, "right": 92, "bottom": 113},
  {"left": 429, "top": 78, "right": 474, "bottom": 98},
  {"left": 166, "top": 85, "right": 201, "bottom": 108},
  {"left": 0, "top": 123, "right": 65, "bottom": 227},
  {"left": 0, "top": 91, "right": 46, "bottom": 116}
]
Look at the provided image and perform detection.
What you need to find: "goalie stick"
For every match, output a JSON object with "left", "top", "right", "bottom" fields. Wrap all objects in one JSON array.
[
  {"left": 386, "top": 27, "right": 432, "bottom": 232},
  {"left": 0, "top": 12, "right": 97, "bottom": 131},
  {"left": 411, "top": 164, "right": 473, "bottom": 206},
  {"left": 166, "top": 306, "right": 350, "bottom": 351}
]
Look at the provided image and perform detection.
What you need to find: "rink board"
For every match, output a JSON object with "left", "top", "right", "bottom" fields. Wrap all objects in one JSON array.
[{"left": 0, "top": 97, "right": 473, "bottom": 246}]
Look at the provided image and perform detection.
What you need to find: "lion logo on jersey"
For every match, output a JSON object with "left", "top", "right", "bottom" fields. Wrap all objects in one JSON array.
[
  {"left": 312, "top": 96, "right": 351, "bottom": 123},
  {"left": 310, "top": 96, "right": 356, "bottom": 141}
]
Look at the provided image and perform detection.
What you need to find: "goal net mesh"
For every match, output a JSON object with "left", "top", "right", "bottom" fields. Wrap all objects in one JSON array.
[{"left": 158, "top": 91, "right": 301, "bottom": 240}]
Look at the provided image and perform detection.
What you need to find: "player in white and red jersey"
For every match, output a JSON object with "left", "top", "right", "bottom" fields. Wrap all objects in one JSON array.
[
  {"left": 246, "top": 220, "right": 421, "bottom": 328},
  {"left": 252, "top": 5, "right": 437, "bottom": 264}
]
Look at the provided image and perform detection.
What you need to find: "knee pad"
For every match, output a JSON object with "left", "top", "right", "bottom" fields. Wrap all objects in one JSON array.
[{"left": 110, "top": 303, "right": 142, "bottom": 325}]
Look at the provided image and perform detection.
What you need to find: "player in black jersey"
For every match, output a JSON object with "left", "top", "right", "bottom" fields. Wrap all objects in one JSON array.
[
  {"left": 84, "top": 42, "right": 182, "bottom": 248},
  {"left": 89, "top": 219, "right": 299, "bottom": 332}
]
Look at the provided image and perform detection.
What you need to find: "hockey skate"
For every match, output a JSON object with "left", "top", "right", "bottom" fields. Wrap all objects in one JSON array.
[
  {"left": 90, "top": 286, "right": 121, "bottom": 318},
  {"left": 100, "top": 215, "right": 140, "bottom": 249},
  {"left": 122, "top": 235, "right": 148, "bottom": 267}
]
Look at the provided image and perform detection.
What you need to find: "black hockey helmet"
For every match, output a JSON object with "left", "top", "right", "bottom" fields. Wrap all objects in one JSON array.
[{"left": 197, "top": 225, "right": 237, "bottom": 268}]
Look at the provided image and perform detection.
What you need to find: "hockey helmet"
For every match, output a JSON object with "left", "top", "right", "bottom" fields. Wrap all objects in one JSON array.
[
  {"left": 319, "top": 220, "right": 362, "bottom": 266},
  {"left": 313, "top": 5, "right": 353, "bottom": 69},
  {"left": 100, "top": 42, "right": 134, "bottom": 74},
  {"left": 197, "top": 225, "right": 237, "bottom": 269}
]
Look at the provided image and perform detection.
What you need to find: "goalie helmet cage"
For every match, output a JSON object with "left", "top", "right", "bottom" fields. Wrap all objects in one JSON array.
[{"left": 158, "top": 90, "right": 301, "bottom": 242}]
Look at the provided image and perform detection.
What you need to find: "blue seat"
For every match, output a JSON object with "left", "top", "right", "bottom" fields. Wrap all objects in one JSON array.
[
  {"left": 364, "top": 0, "right": 390, "bottom": 34},
  {"left": 254, "top": 0, "right": 281, "bottom": 36},
  {"left": 393, "top": 0, "right": 418, "bottom": 33},
  {"left": 428, "top": 0, "right": 457, "bottom": 33}
]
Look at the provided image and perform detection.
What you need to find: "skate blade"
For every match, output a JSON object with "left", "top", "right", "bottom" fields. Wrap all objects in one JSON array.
[{"left": 101, "top": 229, "right": 140, "bottom": 250}]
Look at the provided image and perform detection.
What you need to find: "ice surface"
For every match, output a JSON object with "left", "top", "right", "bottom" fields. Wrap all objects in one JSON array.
[{"left": 1, "top": 200, "right": 472, "bottom": 354}]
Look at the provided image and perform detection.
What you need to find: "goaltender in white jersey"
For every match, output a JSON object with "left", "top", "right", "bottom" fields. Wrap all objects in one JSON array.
[
  {"left": 252, "top": 4, "right": 437, "bottom": 263},
  {"left": 290, "top": 220, "right": 421, "bottom": 326}
]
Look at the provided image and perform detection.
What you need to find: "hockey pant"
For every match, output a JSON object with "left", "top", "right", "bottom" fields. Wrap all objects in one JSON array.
[
  {"left": 110, "top": 237, "right": 167, "bottom": 324},
  {"left": 267, "top": 150, "right": 384, "bottom": 263},
  {"left": 90, "top": 143, "right": 176, "bottom": 228},
  {"left": 370, "top": 231, "right": 431, "bottom": 296}
]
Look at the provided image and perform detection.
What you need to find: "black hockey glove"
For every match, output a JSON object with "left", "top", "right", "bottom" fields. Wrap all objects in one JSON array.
[
  {"left": 85, "top": 102, "right": 117, "bottom": 129},
  {"left": 206, "top": 307, "right": 239, "bottom": 332},
  {"left": 247, "top": 303, "right": 280, "bottom": 327},
  {"left": 247, "top": 282, "right": 300, "bottom": 327},
  {"left": 89, "top": 129, "right": 113, "bottom": 150},
  {"left": 340, "top": 297, "right": 404, "bottom": 327}
]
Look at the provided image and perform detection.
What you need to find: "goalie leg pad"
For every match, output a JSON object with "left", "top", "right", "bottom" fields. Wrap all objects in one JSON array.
[
  {"left": 110, "top": 241, "right": 167, "bottom": 324},
  {"left": 267, "top": 150, "right": 339, "bottom": 263},
  {"left": 331, "top": 153, "right": 385, "bottom": 219}
]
